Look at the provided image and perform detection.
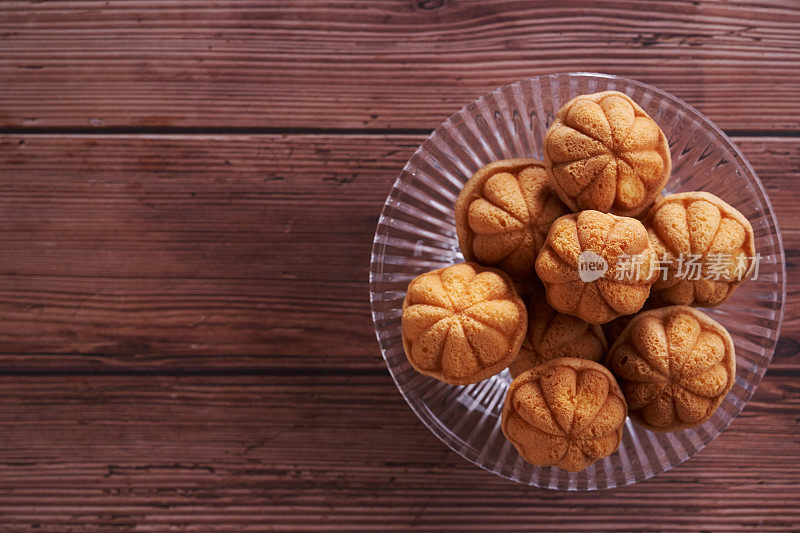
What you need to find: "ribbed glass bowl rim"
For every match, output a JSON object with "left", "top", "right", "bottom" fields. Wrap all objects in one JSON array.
[{"left": 368, "top": 72, "right": 786, "bottom": 488}]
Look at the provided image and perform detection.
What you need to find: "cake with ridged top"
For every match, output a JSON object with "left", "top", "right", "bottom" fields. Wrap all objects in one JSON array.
[
  {"left": 401, "top": 262, "right": 527, "bottom": 385},
  {"left": 455, "top": 158, "right": 568, "bottom": 285},
  {"left": 544, "top": 91, "right": 671, "bottom": 217},
  {"left": 643, "top": 191, "right": 756, "bottom": 307},
  {"left": 509, "top": 288, "right": 607, "bottom": 378},
  {"left": 502, "top": 358, "right": 627, "bottom": 471},
  {"left": 535, "top": 210, "right": 658, "bottom": 324},
  {"left": 605, "top": 305, "right": 736, "bottom": 432}
]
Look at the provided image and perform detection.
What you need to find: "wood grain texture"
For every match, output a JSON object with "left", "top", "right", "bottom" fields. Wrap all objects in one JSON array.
[
  {"left": 0, "top": 134, "right": 797, "bottom": 372},
  {"left": 0, "top": 373, "right": 794, "bottom": 532},
  {"left": 1, "top": 2, "right": 799, "bottom": 529},
  {"left": 1, "top": 0, "right": 800, "bottom": 132}
]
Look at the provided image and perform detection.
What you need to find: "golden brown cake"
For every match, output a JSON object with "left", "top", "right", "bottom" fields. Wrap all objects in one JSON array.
[
  {"left": 643, "top": 192, "right": 756, "bottom": 307},
  {"left": 605, "top": 306, "right": 735, "bottom": 432},
  {"left": 601, "top": 314, "right": 635, "bottom": 350},
  {"left": 501, "top": 358, "right": 627, "bottom": 472},
  {"left": 543, "top": 91, "right": 671, "bottom": 217},
  {"left": 511, "top": 279, "right": 540, "bottom": 301},
  {"left": 455, "top": 158, "right": 569, "bottom": 283},
  {"left": 401, "top": 262, "right": 527, "bottom": 385},
  {"left": 534, "top": 210, "right": 658, "bottom": 324},
  {"left": 601, "top": 298, "right": 660, "bottom": 347},
  {"left": 508, "top": 290, "right": 607, "bottom": 378}
]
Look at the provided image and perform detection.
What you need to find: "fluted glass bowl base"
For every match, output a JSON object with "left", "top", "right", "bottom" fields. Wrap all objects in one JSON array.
[{"left": 369, "top": 73, "right": 785, "bottom": 489}]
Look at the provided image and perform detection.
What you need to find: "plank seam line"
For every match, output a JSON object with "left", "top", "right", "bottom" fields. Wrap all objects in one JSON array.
[
  {"left": 0, "top": 367, "right": 796, "bottom": 378},
  {"left": 0, "top": 367, "right": 390, "bottom": 377},
  {"left": 0, "top": 126, "right": 434, "bottom": 136},
  {"left": 0, "top": 127, "right": 798, "bottom": 137}
]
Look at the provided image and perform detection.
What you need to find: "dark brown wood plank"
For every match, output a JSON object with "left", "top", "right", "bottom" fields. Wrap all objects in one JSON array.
[
  {"left": 2, "top": 1, "right": 800, "bottom": 132},
  {"left": 0, "top": 373, "right": 795, "bottom": 532},
  {"left": 0, "top": 133, "right": 416, "bottom": 370},
  {"left": 0, "top": 134, "right": 797, "bottom": 371}
]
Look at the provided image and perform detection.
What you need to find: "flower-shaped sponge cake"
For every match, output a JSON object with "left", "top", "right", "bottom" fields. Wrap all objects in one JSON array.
[
  {"left": 455, "top": 159, "right": 568, "bottom": 284},
  {"left": 501, "top": 358, "right": 627, "bottom": 471},
  {"left": 644, "top": 192, "right": 756, "bottom": 307},
  {"left": 544, "top": 91, "right": 671, "bottom": 217},
  {"left": 606, "top": 306, "right": 735, "bottom": 432},
  {"left": 401, "top": 262, "right": 527, "bottom": 385},
  {"left": 601, "top": 298, "right": 660, "bottom": 348},
  {"left": 535, "top": 211, "right": 658, "bottom": 324},
  {"left": 508, "top": 291, "right": 607, "bottom": 379}
]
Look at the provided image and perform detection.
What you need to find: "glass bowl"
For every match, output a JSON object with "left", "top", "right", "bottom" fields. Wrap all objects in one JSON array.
[{"left": 369, "top": 72, "right": 785, "bottom": 490}]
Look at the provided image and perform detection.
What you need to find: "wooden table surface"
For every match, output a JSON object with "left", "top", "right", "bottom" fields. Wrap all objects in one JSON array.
[{"left": 1, "top": 1, "right": 799, "bottom": 531}]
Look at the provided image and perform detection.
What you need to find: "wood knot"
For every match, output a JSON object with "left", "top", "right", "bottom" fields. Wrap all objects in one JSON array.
[{"left": 416, "top": 0, "right": 444, "bottom": 10}]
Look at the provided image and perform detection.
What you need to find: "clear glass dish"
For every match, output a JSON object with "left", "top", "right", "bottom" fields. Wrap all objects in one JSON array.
[{"left": 369, "top": 73, "right": 785, "bottom": 490}]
